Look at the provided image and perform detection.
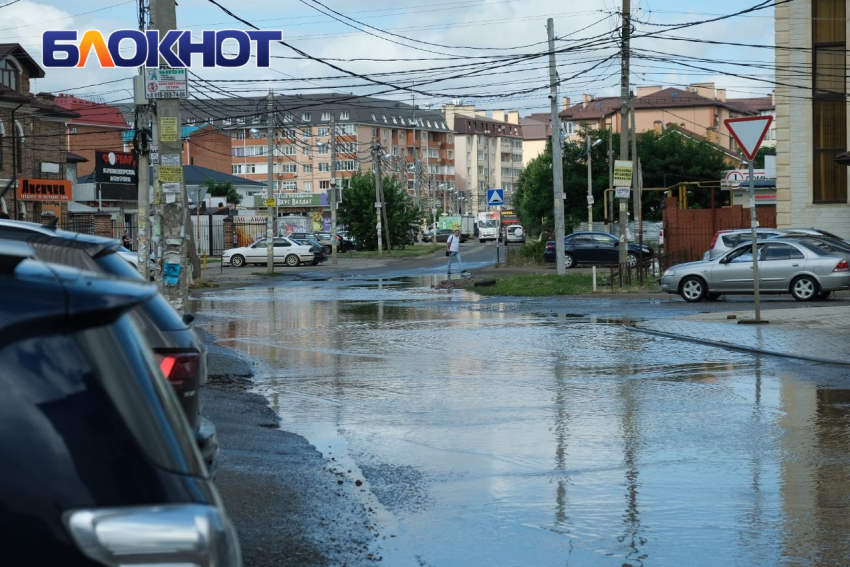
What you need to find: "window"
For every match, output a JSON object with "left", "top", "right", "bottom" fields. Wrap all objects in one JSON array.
[
  {"left": 0, "top": 57, "right": 19, "bottom": 90},
  {"left": 303, "top": 181, "right": 313, "bottom": 192},
  {"left": 303, "top": 147, "right": 312, "bottom": 157},
  {"left": 320, "top": 180, "right": 330, "bottom": 189},
  {"left": 393, "top": 146, "right": 400, "bottom": 156},
  {"left": 340, "top": 124, "right": 356, "bottom": 135},
  {"left": 448, "top": 135, "right": 454, "bottom": 144},
  {"left": 428, "top": 148, "right": 439, "bottom": 158},
  {"left": 372, "top": 127, "right": 377, "bottom": 138},
  {"left": 319, "top": 163, "right": 330, "bottom": 172},
  {"left": 421, "top": 131, "right": 428, "bottom": 142},
  {"left": 764, "top": 243, "right": 794, "bottom": 260},
  {"left": 812, "top": 0, "right": 847, "bottom": 203},
  {"left": 317, "top": 127, "right": 330, "bottom": 137},
  {"left": 382, "top": 129, "right": 388, "bottom": 140},
  {"left": 340, "top": 111, "right": 350, "bottom": 120},
  {"left": 281, "top": 145, "right": 296, "bottom": 155},
  {"left": 302, "top": 164, "right": 313, "bottom": 173},
  {"left": 339, "top": 142, "right": 356, "bottom": 153},
  {"left": 245, "top": 164, "right": 256, "bottom": 174},
  {"left": 426, "top": 120, "right": 432, "bottom": 128},
  {"left": 224, "top": 118, "right": 232, "bottom": 125},
  {"left": 281, "top": 163, "right": 297, "bottom": 173},
  {"left": 281, "top": 181, "right": 297, "bottom": 191},
  {"left": 302, "top": 113, "right": 311, "bottom": 121},
  {"left": 392, "top": 116, "right": 398, "bottom": 124},
  {"left": 302, "top": 128, "right": 312, "bottom": 139},
  {"left": 382, "top": 114, "right": 387, "bottom": 123},
  {"left": 0, "top": 119, "right": 4, "bottom": 170},
  {"left": 321, "top": 112, "right": 331, "bottom": 121},
  {"left": 318, "top": 144, "right": 329, "bottom": 155},
  {"left": 232, "top": 164, "right": 243, "bottom": 174},
  {"left": 371, "top": 113, "right": 377, "bottom": 122},
  {"left": 235, "top": 130, "right": 246, "bottom": 140},
  {"left": 237, "top": 116, "right": 245, "bottom": 124},
  {"left": 335, "top": 160, "right": 357, "bottom": 171}
]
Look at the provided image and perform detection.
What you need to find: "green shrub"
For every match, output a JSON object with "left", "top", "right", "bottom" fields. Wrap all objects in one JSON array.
[{"left": 520, "top": 240, "right": 547, "bottom": 259}]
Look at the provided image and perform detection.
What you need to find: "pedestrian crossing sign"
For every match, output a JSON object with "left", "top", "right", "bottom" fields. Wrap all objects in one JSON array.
[{"left": 487, "top": 189, "right": 504, "bottom": 206}]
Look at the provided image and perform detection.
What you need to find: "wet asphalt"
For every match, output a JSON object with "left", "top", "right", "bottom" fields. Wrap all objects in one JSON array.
[{"left": 194, "top": 244, "right": 850, "bottom": 567}]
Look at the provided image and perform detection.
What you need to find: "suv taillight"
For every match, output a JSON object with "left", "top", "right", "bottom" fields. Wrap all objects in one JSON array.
[
  {"left": 546, "top": 244, "right": 554, "bottom": 250},
  {"left": 156, "top": 352, "right": 201, "bottom": 388},
  {"left": 833, "top": 259, "right": 849, "bottom": 272},
  {"left": 65, "top": 504, "right": 241, "bottom": 567},
  {"left": 710, "top": 230, "right": 725, "bottom": 249}
]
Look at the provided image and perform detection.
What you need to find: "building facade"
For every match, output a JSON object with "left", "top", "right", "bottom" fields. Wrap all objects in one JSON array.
[
  {"left": 443, "top": 105, "right": 523, "bottom": 214},
  {"left": 0, "top": 44, "right": 78, "bottom": 220},
  {"left": 55, "top": 94, "right": 128, "bottom": 177},
  {"left": 520, "top": 113, "right": 551, "bottom": 167},
  {"left": 775, "top": 0, "right": 849, "bottom": 235},
  {"left": 181, "top": 94, "right": 456, "bottom": 212}
]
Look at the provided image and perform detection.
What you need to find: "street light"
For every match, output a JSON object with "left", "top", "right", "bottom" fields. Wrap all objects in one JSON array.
[{"left": 587, "top": 138, "right": 602, "bottom": 230}]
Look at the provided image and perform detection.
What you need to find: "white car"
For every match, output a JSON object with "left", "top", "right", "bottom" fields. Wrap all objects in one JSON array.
[
  {"left": 504, "top": 224, "right": 526, "bottom": 244},
  {"left": 223, "top": 237, "right": 314, "bottom": 267}
]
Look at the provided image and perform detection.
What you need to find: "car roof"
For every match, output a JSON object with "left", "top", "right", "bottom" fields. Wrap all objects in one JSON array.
[{"left": 0, "top": 219, "right": 121, "bottom": 258}]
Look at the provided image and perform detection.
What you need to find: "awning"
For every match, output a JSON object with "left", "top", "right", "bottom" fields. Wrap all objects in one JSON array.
[{"left": 67, "top": 201, "right": 100, "bottom": 213}]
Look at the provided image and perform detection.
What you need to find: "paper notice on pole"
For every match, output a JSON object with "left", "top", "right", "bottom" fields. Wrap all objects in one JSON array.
[
  {"left": 613, "top": 160, "right": 633, "bottom": 187},
  {"left": 615, "top": 187, "right": 631, "bottom": 199},
  {"left": 160, "top": 166, "right": 183, "bottom": 183},
  {"left": 161, "top": 153, "right": 181, "bottom": 166},
  {"left": 160, "top": 117, "right": 179, "bottom": 142},
  {"left": 162, "top": 182, "right": 181, "bottom": 193},
  {"left": 165, "top": 192, "right": 177, "bottom": 204}
]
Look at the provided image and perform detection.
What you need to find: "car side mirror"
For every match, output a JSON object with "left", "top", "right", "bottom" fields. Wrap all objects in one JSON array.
[{"left": 182, "top": 313, "right": 195, "bottom": 325}]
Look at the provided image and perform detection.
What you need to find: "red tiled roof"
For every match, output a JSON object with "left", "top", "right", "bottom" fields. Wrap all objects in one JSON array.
[
  {"left": 634, "top": 88, "right": 753, "bottom": 114},
  {"left": 559, "top": 97, "right": 619, "bottom": 121},
  {"left": 727, "top": 96, "right": 774, "bottom": 113},
  {"left": 55, "top": 94, "right": 129, "bottom": 128}
]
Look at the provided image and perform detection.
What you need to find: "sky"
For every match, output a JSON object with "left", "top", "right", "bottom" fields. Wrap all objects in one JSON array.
[{"left": 0, "top": 0, "right": 778, "bottom": 115}]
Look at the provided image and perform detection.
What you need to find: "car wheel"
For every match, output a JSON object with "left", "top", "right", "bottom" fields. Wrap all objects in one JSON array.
[
  {"left": 230, "top": 254, "right": 245, "bottom": 268},
  {"left": 817, "top": 290, "right": 832, "bottom": 300},
  {"left": 285, "top": 254, "right": 299, "bottom": 267},
  {"left": 680, "top": 276, "right": 706, "bottom": 302},
  {"left": 564, "top": 253, "right": 575, "bottom": 269},
  {"left": 791, "top": 275, "right": 818, "bottom": 301},
  {"left": 627, "top": 253, "right": 638, "bottom": 267},
  {"left": 323, "top": 245, "right": 332, "bottom": 255}
]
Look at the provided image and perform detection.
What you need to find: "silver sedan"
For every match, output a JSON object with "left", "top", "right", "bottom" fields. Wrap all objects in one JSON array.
[{"left": 660, "top": 239, "right": 850, "bottom": 302}]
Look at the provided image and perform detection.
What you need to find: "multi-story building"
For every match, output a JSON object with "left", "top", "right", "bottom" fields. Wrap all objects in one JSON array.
[
  {"left": 442, "top": 105, "right": 523, "bottom": 214},
  {"left": 559, "top": 84, "right": 768, "bottom": 154},
  {"left": 520, "top": 113, "right": 551, "bottom": 166},
  {"left": 55, "top": 94, "right": 128, "bottom": 177},
  {"left": 181, "top": 94, "right": 455, "bottom": 212},
  {"left": 0, "top": 43, "right": 78, "bottom": 220},
  {"left": 775, "top": 0, "right": 849, "bottom": 235}
]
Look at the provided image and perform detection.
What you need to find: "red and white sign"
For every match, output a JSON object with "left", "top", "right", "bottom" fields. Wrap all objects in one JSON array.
[{"left": 724, "top": 116, "right": 773, "bottom": 161}]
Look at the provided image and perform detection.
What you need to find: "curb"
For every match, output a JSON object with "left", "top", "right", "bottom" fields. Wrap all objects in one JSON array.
[{"left": 626, "top": 324, "right": 849, "bottom": 367}]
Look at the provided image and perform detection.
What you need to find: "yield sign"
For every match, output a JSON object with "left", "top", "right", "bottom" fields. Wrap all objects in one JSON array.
[{"left": 724, "top": 116, "right": 773, "bottom": 161}]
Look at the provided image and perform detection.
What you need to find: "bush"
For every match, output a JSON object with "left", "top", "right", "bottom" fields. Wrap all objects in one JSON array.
[{"left": 520, "top": 240, "right": 547, "bottom": 259}]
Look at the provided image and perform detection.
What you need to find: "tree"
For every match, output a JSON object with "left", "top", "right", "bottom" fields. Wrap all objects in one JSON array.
[
  {"left": 753, "top": 146, "right": 776, "bottom": 168},
  {"left": 514, "top": 141, "right": 554, "bottom": 238},
  {"left": 338, "top": 172, "right": 421, "bottom": 250},
  {"left": 205, "top": 179, "right": 241, "bottom": 205}
]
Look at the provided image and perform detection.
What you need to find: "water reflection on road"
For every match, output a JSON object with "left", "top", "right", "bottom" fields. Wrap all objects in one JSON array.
[{"left": 196, "top": 280, "right": 850, "bottom": 567}]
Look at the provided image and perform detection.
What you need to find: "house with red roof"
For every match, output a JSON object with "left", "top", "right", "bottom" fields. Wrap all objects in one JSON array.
[{"left": 55, "top": 94, "right": 129, "bottom": 178}]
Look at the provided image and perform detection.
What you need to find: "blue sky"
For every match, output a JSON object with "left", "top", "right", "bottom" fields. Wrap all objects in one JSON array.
[{"left": 1, "top": 0, "right": 778, "bottom": 113}]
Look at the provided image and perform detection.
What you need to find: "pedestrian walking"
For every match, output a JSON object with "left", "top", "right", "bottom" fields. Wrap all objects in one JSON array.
[
  {"left": 122, "top": 230, "right": 131, "bottom": 249},
  {"left": 446, "top": 229, "right": 464, "bottom": 275}
]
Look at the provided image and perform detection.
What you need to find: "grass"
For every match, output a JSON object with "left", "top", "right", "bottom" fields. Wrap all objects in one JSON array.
[
  {"left": 350, "top": 244, "right": 444, "bottom": 259},
  {"left": 458, "top": 273, "right": 659, "bottom": 296}
]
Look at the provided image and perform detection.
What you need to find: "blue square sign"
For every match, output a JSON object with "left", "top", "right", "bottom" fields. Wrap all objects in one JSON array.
[{"left": 487, "top": 189, "right": 504, "bottom": 206}]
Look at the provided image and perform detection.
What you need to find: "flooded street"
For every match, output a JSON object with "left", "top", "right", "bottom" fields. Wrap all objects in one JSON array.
[{"left": 196, "top": 279, "right": 850, "bottom": 567}]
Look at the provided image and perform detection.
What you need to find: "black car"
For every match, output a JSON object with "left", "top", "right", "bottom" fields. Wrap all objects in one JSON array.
[
  {"left": 423, "top": 228, "right": 454, "bottom": 243},
  {"left": 289, "top": 237, "right": 329, "bottom": 264},
  {"left": 543, "top": 231, "right": 654, "bottom": 268},
  {"left": 0, "top": 242, "right": 241, "bottom": 566},
  {"left": 0, "top": 220, "right": 219, "bottom": 474}
]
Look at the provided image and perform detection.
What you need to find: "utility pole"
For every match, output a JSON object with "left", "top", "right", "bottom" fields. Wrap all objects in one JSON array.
[
  {"left": 134, "top": 72, "right": 151, "bottom": 281},
  {"left": 372, "top": 141, "right": 383, "bottom": 256},
  {"left": 608, "top": 127, "right": 614, "bottom": 224},
  {"left": 266, "top": 91, "right": 275, "bottom": 274},
  {"left": 330, "top": 113, "right": 338, "bottom": 264},
  {"left": 151, "top": 0, "right": 188, "bottom": 311},
  {"left": 377, "top": 147, "right": 392, "bottom": 251},
  {"left": 618, "top": 0, "right": 631, "bottom": 266},
  {"left": 412, "top": 94, "right": 419, "bottom": 204},
  {"left": 630, "top": 92, "right": 637, "bottom": 242},
  {"left": 587, "top": 136, "right": 593, "bottom": 231},
  {"left": 548, "top": 18, "right": 566, "bottom": 276}
]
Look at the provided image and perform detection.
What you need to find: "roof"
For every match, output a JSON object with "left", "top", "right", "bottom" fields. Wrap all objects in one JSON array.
[
  {"left": 78, "top": 164, "right": 265, "bottom": 187},
  {"left": 559, "top": 88, "right": 758, "bottom": 121},
  {"left": 520, "top": 114, "right": 551, "bottom": 140},
  {"left": 66, "top": 152, "right": 88, "bottom": 163},
  {"left": 28, "top": 93, "right": 79, "bottom": 119},
  {"left": 452, "top": 115, "right": 522, "bottom": 138},
  {"left": 55, "top": 95, "right": 129, "bottom": 128},
  {"left": 559, "top": 96, "right": 619, "bottom": 121},
  {"left": 0, "top": 43, "right": 45, "bottom": 78},
  {"left": 727, "top": 96, "right": 774, "bottom": 113}
]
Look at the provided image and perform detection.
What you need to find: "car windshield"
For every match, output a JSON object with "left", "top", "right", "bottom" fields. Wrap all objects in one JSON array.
[{"left": 480, "top": 220, "right": 499, "bottom": 228}]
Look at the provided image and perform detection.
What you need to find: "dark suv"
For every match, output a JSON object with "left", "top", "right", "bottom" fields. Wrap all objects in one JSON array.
[
  {"left": 0, "top": 220, "right": 219, "bottom": 474},
  {"left": 0, "top": 242, "right": 241, "bottom": 566}
]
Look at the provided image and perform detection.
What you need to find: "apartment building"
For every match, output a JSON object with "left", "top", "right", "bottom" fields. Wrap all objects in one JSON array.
[
  {"left": 182, "top": 94, "right": 455, "bottom": 206},
  {"left": 775, "top": 0, "right": 849, "bottom": 235},
  {"left": 559, "top": 83, "right": 769, "bottom": 153},
  {"left": 520, "top": 113, "right": 551, "bottom": 166},
  {"left": 442, "top": 105, "right": 523, "bottom": 214},
  {"left": 55, "top": 94, "right": 128, "bottom": 177}
]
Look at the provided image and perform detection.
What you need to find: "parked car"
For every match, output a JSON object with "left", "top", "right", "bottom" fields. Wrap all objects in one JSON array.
[
  {"left": 660, "top": 239, "right": 850, "bottom": 302},
  {"left": 703, "top": 228, "right": 785, "bottom": 260},
  {"left": 0, "top": 242, "right": 241, "bottom": 566},
  {"left": 335, "top": 233, "right": 355, "bottom": 252},
  {"left": 544, "top": 231, "right": 654, "bottom": 268},
  {"left": 504, "top": 224, "right": 526, "bottom": 244},
  {"left": 769, "top": 233, "right": 850, "bottom": 256},
  {"left": 288, "top": 232, "right": 328, "bottom": 253},
  {"left": 289, "top": 237, "right": 328, "bottom": 265},
  {"left": 0, "top": 219, "right": 219, "bottom": 475},
  {"left": 223, "top": 237, "right": 315, "bottom": 267},
  {"left": 423, "top": 228, "right": 454, "bottom": 243},
  {"left": 782, "top": 227, "right": 849, "bottom": 245}
]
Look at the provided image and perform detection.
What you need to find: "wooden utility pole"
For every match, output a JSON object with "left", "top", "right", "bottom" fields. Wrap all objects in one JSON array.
[
  {"left": 618, "top": 0, "right": 631, "bottom": 266},
  {"left": 372, "top": 142, "right": 383, "bottom": 256},
  {"left": 548, "top": 18, "right": 566, "bottom": 276},
  {"left": 266, "top": 91, "right": 275, "bottom": 274},
  {"left": 151, "top": 0, "right": 188, "bottom": 311},
  {"left": 330, "top": 113, "right": 338, "bottom": 264}
]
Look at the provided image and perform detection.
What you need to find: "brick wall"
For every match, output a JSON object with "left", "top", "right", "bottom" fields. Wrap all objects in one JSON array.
[
  {"left": 662, "top": 196, "right": 776, "bottom": 260},
  {"left": 69, "top": 125, "right": 125, "bottom": 177},
  {"left": 185, "top": 125, "right": 232, "bottom": 174}
]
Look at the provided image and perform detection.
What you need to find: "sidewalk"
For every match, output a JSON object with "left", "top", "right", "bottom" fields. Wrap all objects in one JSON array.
[{"left": 631, "top": 305, "right": 850, "bottom": 365}]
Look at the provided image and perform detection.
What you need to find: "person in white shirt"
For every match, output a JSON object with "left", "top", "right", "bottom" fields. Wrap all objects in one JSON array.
[{"left": 446, "top": 229, "right": 463, "bottom": 274}]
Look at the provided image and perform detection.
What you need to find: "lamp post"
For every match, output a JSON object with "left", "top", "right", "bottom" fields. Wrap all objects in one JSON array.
[{"left": 586, "top": 137, "right": 602, "bottom": 230}]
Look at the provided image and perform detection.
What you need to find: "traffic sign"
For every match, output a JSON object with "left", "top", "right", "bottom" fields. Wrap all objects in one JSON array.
[
  {"left": 487, "top": 189, "right": 504, "bottom": 206},
  {"left": 724, "top": 116, "right": 773, "bottom": 161}
]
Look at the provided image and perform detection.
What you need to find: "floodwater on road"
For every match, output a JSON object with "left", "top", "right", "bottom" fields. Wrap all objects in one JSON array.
[{"left": 196, "top": 279, "right": 850, "bottom": 567}]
